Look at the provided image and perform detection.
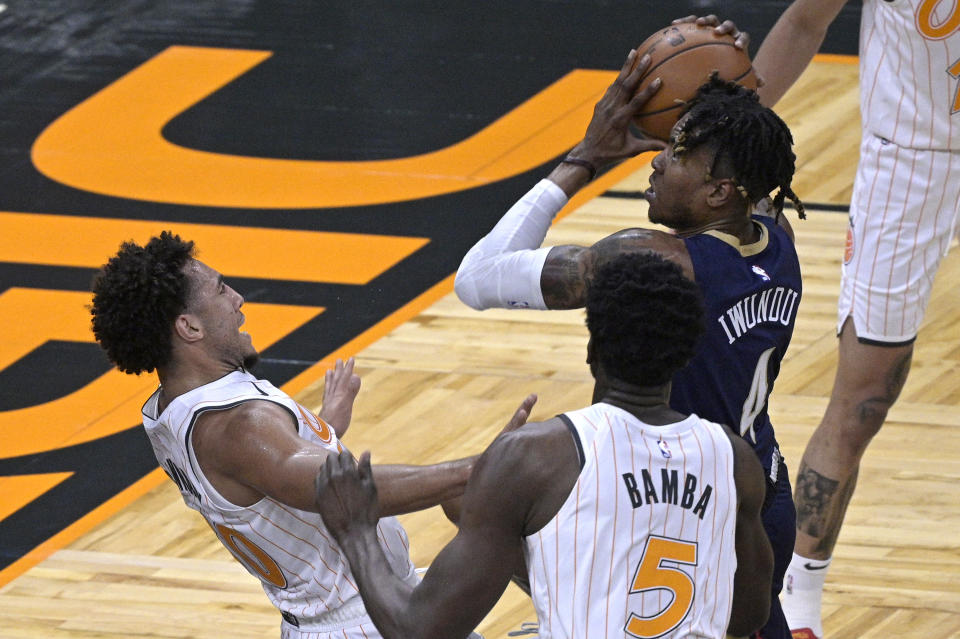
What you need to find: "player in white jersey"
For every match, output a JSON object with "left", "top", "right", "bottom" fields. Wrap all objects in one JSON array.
[
  {"left": 90, "top": 233, "right": 533, "bottom": 638},
  {"left": 747, "top": 1, "right": 960, "bottom": 637},
  {"left": 315, "top": 251, "right": 774, "bottom": 639}
]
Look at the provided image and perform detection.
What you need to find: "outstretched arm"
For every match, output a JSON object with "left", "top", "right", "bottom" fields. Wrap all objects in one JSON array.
[
  {"left": 316, "top": 429, "right": 548, "bottom": 639},
  {"left": 753, "top": 0, "right": 850, "bottom": 107},
  {"left": 454, "top": 49, "right": 666, "bottom": 311},
  {"left": 192, "top": 395, "right": 535, "bottom": 517}
]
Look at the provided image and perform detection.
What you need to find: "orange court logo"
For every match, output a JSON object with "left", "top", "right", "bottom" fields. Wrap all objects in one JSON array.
[{"left": 0, "top": 45, "right": 635, "bottom": 588}]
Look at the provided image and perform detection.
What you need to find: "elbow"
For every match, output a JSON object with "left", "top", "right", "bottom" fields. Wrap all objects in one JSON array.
[{"left": 453, "top": 268, "right": 487, "bottom": 310}]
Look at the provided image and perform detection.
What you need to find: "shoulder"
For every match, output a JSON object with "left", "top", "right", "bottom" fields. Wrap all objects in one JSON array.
[
  {"left": 467, "top": 418, "right": 579, "bottom": 510},
  {"left": 191, "top": 399, "right": 298, "bottom": 452},
  {"left": 592, "top": 229, "right": 693, "bottom": 279}
]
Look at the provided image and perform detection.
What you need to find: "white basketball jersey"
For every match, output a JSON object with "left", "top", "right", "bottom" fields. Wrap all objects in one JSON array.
[
  {"left": 860, "top": 0, "right": 960, "bottom": 149},
  {"left": 141, "top": 370, "right": 417, "bottom": 623},
  {"left": 524, "top": 404, "right": 738, "bottom": 639}
]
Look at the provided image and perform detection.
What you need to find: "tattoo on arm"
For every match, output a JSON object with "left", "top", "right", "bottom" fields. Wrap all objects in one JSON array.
[
  {"left": 540, "top": 232, "right": 674, "bottom": 309},
  {"left": 541, "top": 249, "right": 592, "bottom": 309}
]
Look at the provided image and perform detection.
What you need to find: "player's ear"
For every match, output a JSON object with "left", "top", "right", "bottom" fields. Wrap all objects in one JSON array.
[
  {"left": 173, "top": 312, "right": 204, "bottom": 343},
  {"left": 586, "top": 336, "right": 599, "bottom": 374},
  {"left": 706, "top": 177, "right": 739, "bottom": 209}
]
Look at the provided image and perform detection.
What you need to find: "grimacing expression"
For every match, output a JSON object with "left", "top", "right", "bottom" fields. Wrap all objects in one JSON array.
[{"left": 182, "top": 260, "right": 258, "bottom": 368}]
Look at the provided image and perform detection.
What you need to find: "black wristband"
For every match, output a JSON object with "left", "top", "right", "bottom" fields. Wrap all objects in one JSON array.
[{"left": 561, "top": 156, "right": 598, "bottom": 181}]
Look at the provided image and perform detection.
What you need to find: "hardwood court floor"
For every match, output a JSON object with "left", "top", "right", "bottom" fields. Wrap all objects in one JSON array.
[{"left": 2, "top": 59, "right": 959, "bottom": 639}]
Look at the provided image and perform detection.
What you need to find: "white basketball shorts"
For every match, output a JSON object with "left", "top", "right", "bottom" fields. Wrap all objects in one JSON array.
[{"left": 838, "top": 134, "right": 960, "bottom": 344}]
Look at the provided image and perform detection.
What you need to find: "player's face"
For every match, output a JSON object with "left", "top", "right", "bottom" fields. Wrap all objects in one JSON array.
[
  {"left": 644, "top": 121, "right": 716, "bottom": 231},
  {"left": 182, "top": 260, "right": 258, "bottom": 368}
]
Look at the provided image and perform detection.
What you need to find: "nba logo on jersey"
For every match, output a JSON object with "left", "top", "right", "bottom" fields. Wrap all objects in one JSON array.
[
  {"left": 751, "top": 265, "right": 771, "bottom": 281},
  {"left": 657, "top": 437, "right": 672, "bottom": 459}
]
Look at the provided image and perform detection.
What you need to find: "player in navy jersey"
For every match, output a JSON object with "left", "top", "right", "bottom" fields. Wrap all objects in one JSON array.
[{"left": 453, "top": 51, "right": 803, "bottom": 639}]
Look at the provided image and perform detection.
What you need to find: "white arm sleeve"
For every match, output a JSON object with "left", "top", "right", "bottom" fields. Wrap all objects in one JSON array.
[{"left": 454, "top": 179, "right": 569, "bottom": 310}]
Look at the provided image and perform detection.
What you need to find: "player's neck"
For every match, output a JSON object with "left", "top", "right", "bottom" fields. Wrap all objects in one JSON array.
[
  {"left": 156, "top": 357, "right": 241, "bottom": 412},
  {"left": 595, "top": 378, "right": 687, "bottom": 425},
  {"left": 676, "top": 208, "right": 757, "bottom": 243}
]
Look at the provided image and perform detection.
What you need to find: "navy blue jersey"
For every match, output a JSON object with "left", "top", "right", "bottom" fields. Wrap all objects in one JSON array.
[{"left": 670, "top": 216, "right": 801, "bottom": 476}]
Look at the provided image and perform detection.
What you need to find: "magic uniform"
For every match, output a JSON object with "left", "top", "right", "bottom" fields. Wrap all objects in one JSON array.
[
  {"left": 841, "top": 0, "right": 960, "bottom": 342},
  {"left": 524, "top": 403, "right": 737, "bottom": 639},
  {"left": 142, "top": 370, "right": 418, "bottom": 639},
  {"left": 670, "top": 215, "right": 802, "bottom": 639}
]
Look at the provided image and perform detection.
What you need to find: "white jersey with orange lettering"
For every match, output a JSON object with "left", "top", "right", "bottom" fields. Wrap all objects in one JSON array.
[
  {"left": 860, "top": 0, "right": 960, "bottom": 150},
  {"left": 839, "top": 0, "right": 960, "bottom": 343},
  {"left": 523, "top": 403, "right": 738, "bottom": 639},
  {"left": 141, "top": 369, "right": 417, "bottom": 638}
]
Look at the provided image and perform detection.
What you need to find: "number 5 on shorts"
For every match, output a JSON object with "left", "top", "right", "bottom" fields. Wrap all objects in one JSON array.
[{"left": 624, "top": 535, "right": 698, "bottom": 639}]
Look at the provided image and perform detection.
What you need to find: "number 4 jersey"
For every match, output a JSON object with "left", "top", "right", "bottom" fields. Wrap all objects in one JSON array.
[
  {"left": 141, "top": 369, "right": 418, "bottom": 626},
  {"left": 670, "top": 216, "right": 802, "bottom": 479},
  {"left": 523, "top": 403, "right": 738, "bottom": 639}
]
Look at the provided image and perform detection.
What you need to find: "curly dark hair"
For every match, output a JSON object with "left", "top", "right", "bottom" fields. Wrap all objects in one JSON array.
[
  {"left": 586, "top": 252, "right": 705, "bottom": 386},
  {"left": 90, "top": 231, "right": 195, "bottom": 374},
  {"left": 674, "top": 74, "right": 805, "bottom": 219}
]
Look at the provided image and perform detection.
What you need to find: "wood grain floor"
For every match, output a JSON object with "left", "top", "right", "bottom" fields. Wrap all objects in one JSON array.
[{"left": 3, "top": 59, "right": 959, "bottom": 639}]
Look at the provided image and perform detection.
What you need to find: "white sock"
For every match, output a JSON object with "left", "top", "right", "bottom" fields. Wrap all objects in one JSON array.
[{"left": 781, "top": 552, "right": 830, "bottom": 637}]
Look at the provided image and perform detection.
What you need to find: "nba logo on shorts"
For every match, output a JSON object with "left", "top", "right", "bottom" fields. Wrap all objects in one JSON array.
[
  {"left": 657, "top": 437, "right": 672, "bottom": 459},
  {"left": 844, "top": 221, "right": 855, "bottom": 264}
]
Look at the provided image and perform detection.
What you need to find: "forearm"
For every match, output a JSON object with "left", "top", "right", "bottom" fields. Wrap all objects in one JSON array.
[
  {"left": 753, "top": 0, "right": 848, "bottom": 107},
  {"left": 338, "top": 526, "right": 421, "bottom": 639},
  {"left": 372, "top": 458, "right": 474, "bottom": 517},
  {"left": 454, "top": 179, "right": 567, "bottom": 310}
]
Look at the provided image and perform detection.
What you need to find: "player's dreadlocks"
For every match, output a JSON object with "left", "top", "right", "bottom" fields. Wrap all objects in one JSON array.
[
  {"left": 91, "top": 231, "right": 195, "bottom": 374},
  {"left": 674, "top": 74, "right": 805, "bottom": 220},
  {"left": 586, "top": 252, "right": 705, "bottom": 386}
]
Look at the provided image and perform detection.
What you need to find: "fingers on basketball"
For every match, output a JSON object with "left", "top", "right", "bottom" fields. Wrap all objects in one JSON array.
[{"left": 628, "top": 22, "right": 757, "bottom": 141}]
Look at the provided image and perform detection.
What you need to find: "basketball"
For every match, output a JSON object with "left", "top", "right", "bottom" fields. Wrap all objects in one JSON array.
[{"left": 631, "top": 22, "right": 758, "bottom": 141}]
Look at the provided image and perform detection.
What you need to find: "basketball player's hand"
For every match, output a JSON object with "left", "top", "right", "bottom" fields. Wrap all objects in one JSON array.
[
  {"left": 318, "top": 358, "right": 362, "bottom": 438},
  {"left": 315, "top": 450, "right": 378, "bottom": 541},
  {"left": 672, "top": 15, "right": 750, "bottom": 51},
  {"left": 672, "top": 15, "right": 765, "bottom": 88},
  {"left": 497, "top": 393, "right": 538, "bottom": 437},
  {"left": 567, "top": 49, "right": 668, "bottom": 170}
]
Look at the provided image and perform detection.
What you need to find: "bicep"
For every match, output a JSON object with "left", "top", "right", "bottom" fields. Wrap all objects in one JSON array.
[
  {"left": 541, "top": 231, "right": 687, "bottom": 309},
  {"left": 540, "top": 245, "right": 593, "bottom": 309},
  {"left": 196, "top": 403, "right": 334, "bottom": 511}
]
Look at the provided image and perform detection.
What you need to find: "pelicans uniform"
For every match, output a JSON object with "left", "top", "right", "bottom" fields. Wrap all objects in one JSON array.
[
  {"left": 524, "top": 403, "right": 738, "bottom": 639},
  {"left": 841, "top": 0, "right": 960, "bottom": 343},
  {"left": 671, "top": 216, "right": 802, "bottom": 639},
  {"left": 142, "top": 369, "right": 419, "bottom": 639}
]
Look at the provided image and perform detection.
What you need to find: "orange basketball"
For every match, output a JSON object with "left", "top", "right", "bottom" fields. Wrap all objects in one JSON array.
[{"left": 631, "top": 22, "right": 758, "bottom": 141}]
